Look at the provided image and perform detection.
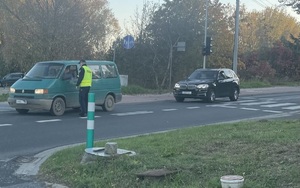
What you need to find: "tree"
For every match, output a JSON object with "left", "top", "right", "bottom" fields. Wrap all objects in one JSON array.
[
  {"left": 0, "top": 0, "right": 119, "bottom": 72},
  {"left": 278, "top": 0, "right": 300, "bottom": 14}
]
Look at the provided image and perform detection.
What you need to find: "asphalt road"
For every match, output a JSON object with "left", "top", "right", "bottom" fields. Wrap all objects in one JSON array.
[{"left": 0, "top": 86, "right": 300, "bottom": 188}]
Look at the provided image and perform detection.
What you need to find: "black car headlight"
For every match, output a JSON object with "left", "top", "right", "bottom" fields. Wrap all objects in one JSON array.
[
  {"left": 174, "top": 83, "right": 180, "bottom": 89},
  {"left": 196, "top": 84, "right": 209, "bottom": 89}
]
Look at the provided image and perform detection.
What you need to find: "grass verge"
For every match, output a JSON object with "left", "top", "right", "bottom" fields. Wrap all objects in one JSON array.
[{"left": 39, "top": 119, "right": 300, "bottom": 188}]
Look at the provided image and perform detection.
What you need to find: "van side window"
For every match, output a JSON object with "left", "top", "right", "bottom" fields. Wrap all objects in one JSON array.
[
  {"left": 89, "top": 65, "right": 101, "bottom": 79},
  {"left": 101, "top": 64, "right": 117, "bottom": 78}
]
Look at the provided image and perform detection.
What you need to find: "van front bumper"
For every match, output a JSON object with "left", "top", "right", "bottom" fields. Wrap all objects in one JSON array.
[{"left": 8, "top": 97, "right": 53, "bottom": 111}]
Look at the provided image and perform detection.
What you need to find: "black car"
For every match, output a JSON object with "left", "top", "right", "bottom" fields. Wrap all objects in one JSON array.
[
  {"left": 0, "top": 72, "right": 24, "bottom": 87},
  {"left": 173, "top": 68, "right": 240, "bottom": 102}
]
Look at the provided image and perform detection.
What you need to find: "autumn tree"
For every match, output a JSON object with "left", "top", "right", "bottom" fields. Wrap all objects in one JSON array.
[{"left": 0, "top": 0, "right": 119, "bottom": 73}]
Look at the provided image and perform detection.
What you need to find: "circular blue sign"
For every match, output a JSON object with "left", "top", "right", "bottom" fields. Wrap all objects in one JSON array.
[{"left": 123, "top": 35, "right": 134, "bottom": 49}]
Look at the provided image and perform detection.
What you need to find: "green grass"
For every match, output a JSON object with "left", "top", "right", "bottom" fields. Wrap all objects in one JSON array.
[
  {"left": 39, "top": 119, "right": 300, "bottom": 188},
  {"left": 0, "top": 93, "right": 8, "bottom": 102}
]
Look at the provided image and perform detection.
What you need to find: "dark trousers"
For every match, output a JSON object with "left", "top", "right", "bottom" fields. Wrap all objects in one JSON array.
[{"left": 79, "top": 87, "right": 90, "bottom": 114}]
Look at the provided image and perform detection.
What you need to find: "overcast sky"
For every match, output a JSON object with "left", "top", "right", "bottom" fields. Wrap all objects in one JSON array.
[{"left": 108, "top": 0, "right": 300, "bottom": 34}]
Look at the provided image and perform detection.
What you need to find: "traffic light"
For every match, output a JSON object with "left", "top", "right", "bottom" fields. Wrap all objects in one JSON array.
[
  {"left": 202, "top": 45, "right": 207, "bottom": 56},
  {"left": 205, "top": 36, "right": 212, "bottom": 55}
]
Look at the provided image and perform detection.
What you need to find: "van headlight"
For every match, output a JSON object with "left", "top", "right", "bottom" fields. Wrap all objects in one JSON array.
[
  {"left": 10, "top": 87, "right": 15, "bottom": 93},
  {"left": 174, "top": 83, "right": 180, "bottom": 89},
  {"left": 35, "top": 89, "right": 48, "bottom": 94},
  {"left": 196, "top": 84, "right": 209, "bottom": 89}
]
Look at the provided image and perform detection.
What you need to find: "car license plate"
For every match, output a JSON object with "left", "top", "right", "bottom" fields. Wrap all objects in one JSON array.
[
  {"left": 16, "top": 99, "right": 27, "bottom": 104},
  {"left": 182, "top": 91, "right": 192, "bottom": 94}
]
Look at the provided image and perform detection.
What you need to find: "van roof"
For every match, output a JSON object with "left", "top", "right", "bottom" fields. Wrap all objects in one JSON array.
[{"left": 37, "top": 60, "right": 115, "bottom": 66}]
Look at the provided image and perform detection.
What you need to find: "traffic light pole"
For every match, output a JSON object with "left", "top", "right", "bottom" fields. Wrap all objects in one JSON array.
[{"left": 232, "top": 0, "right": 240, "bottom": 74}]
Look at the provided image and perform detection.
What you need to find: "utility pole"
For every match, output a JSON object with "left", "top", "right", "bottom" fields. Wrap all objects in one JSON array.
[
  {"left": 232, "top": 0, "right": 240, "bottom": 73},
  {"left": 203, "top": 0, "right": 208, "bottom": 69}
]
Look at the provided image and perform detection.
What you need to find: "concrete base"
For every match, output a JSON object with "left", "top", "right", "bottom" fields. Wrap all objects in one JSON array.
[{"left": 81, "top": 147, "right": 136, "bottom": 164}]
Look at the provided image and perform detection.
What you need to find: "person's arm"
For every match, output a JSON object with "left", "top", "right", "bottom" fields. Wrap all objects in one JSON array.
[{"left": 76, "top": 68, "right": 85, "bottom": 86}]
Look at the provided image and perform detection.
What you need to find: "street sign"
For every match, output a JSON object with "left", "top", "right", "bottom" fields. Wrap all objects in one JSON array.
[
  {"left": 123, "top": 35, "right": 134, "bottom": 49},
  {"left": 177, "top": 42, "right": 186, "bottom": 51}
]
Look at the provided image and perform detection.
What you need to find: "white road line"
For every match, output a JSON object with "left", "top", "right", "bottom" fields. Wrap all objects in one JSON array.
[
  {"left": 261, "top": 103, "right": 296, "bottom": 107},
  {"left": 162, "top": 109, "right": 178, "bottom": 111},
  {"left": 241, "top": 101, "right": 276, "bottom": 106},
  {"left": 209, "top": 105, "right": 237, "bottom": 109},
  {"left": 263, "top": 110, "right": 283, "bottom": 113},
  {"left": 36, "top": 119, "right": 61, "bottom": 123},
  {"left": 111, "top": 111, "right": 153, "bottom": 116},
  {"left": 237, "top": 100, "right": 257, "bottom": 103},
  {"left": 79, "top": 116, "right": 101, "bottom": 119},
  {"left": 186, "top": 107, "right": 200, "bottom": 109},
  {"left": 0, "top": 124, "right": 12, "bottom": 127},
  {"left": 241, "top": 108, "right": 260, "bottom": 111},
  {"left": 283, "top": 106, "right": 300, "bottom": 110}
]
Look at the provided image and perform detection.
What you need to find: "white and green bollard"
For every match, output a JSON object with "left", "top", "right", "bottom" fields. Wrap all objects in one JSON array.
[{"left": 86, "top": 93, "right": 95, "bottom": 148}]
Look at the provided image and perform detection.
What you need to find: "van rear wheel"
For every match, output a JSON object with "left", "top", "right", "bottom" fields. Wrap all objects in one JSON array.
[
  {"left": 102, "top": 94, "right": 115, "bottom": 112},
  {"left": 50, "top": 97, "right": 65, "bottom": 116}
]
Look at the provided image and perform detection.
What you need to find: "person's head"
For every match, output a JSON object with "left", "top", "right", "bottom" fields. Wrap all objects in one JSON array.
[{"left": 79, "top": 59, "right": 86, "bottom": 66}]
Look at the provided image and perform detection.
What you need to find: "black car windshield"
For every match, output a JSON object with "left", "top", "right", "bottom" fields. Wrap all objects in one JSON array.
[
  {"left": 25, "top": 63, "right": 64, "bottom": 79},
  {"left": 188, "top": 70, "right": 217, "bottom": 80}
]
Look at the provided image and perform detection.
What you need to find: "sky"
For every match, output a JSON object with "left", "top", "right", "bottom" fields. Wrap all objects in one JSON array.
[{"left": 108, "top": 0, "right": 300, "bottom": 33}]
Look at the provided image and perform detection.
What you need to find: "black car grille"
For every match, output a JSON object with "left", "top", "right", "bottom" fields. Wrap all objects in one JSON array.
[{"left": 179, "top": 84, "right": 196, "bottom": 90}]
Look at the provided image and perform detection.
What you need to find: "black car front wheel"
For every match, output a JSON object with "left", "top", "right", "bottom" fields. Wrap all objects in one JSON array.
[
  {"left": 206, "top": 89, "right": 216, "bottom": 102},
  {"left": 229, "top": 87, "right": 239, "bottom": 101},
  {"left": 175, "top": 97, "right": 185, "bottom": 102},
  {"left": 16, "top": 109, "right": 29, "bottom": 114}
]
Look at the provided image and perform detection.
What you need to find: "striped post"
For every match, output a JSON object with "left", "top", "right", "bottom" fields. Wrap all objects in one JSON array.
[{"left": 86, "top": 93, "right": 95, "bottom": 148}]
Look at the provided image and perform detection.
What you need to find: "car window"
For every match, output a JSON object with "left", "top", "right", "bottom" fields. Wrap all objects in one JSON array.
[
  {"left": 25, "top": 63, "right": 64, "bottom": 79},
  {"left": 100, "top": 64, "right": 117, "bottom": 78},
  {"left": 189, "top": 70, "right": 217, "bottom": 80},
  {"left": 223, "top": 70, "right": 233, "bottom": 78},
  {"left": 218, "top": 71, "right": 226, "bottom": 79}
]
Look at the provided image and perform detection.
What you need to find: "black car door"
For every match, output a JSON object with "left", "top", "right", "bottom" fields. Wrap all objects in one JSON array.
[{"left": 215, "top": 71, "right": 231, "bottom": 97}]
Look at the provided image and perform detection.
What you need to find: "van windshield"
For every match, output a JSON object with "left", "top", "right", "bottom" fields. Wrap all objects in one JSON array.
[{"left": 25, "top": 63, "right": 64, "bottom": 79}]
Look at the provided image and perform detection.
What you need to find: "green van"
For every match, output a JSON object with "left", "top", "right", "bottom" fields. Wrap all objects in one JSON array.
[{"left": 7, "top": 60, "right": 122, "bottom": 116}]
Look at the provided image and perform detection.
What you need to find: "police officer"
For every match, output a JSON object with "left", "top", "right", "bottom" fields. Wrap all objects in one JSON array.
[{"left": 76, "top": 59, "right": 92, "bottom": 117}]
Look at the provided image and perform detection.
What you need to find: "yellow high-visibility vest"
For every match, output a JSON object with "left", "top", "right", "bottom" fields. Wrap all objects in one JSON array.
[{"left": 80, "top": 66, "right": 92, "bottom": 87}]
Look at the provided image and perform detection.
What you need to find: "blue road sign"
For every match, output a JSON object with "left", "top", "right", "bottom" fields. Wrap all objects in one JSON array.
[{"left": 123, "top": 35, "right": 134, "bottom": 49}]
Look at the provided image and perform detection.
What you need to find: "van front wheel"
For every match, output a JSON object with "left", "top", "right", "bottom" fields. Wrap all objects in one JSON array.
[
  {"left": 50, "top": 97, "right": 65, "bottom": 116},
  {"left": 102, "top": 94, "right": 115, "bottom": 112}
]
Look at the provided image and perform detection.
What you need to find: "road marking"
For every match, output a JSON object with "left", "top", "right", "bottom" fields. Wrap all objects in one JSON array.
[
  {"left": 263, "top": 110, "right": 283, "bottom": 113},
  {"left": 186, "top": 107, "right": 200, "bottom": 109},
  {"left": 111, "top": 111, "right": 153, "bottom": 116},
  {"left": 241, "top": 107, "right": 260, "bottom": 111},
  {"left": 208, "top": 105, "right": 237, "bottom": 109},
  {"left": 36, "top": 119, "right": 61, "bottom": 123},
  {"left": 261, "top": 103, "right": 296, "bottom": 107},
  {"left": 282, "top": 106, "right": 300, "bottom": 110},
  {"left": 241, "top": 101, "right": 276, "bottom": 106},
  {"left": 237, "top": 100, "right": 257, "bottom": 103},
  {"left": 162, "top": 109, "right": 177, "bottom": 111},
  {"left": 0, "top": 124, "right": 12, "bottom": 127}
]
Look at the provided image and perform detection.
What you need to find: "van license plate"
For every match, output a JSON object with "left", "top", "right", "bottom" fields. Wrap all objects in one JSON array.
[
  {"left": 182, "top": 91, "right": 192, "bottom": 94},
  {"left": 16, "top": 99, "right": 27, "bottom": 104}
]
